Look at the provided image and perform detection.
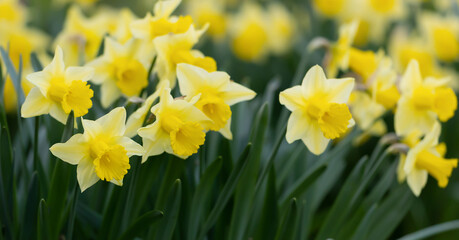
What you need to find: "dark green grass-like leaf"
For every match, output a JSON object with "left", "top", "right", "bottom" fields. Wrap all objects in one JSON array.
[
  {"left": 21, "top": 172, "right": 39, "bottom": 240},
  {"left": 37, "top": 199, "right": 48, "bottom": 240},
  {"left": 0, "top": 47, "right": 24, "bottom": 104},
  {"left": 229, "top": 102, "right": 269, "bottom": 240},
  {"left": 275, "top": 198, "right": 298, "bottom": 240},
  {"left": 197, "top": 143, "right": 252, "bottom": 240},
  {"left": 187, "top": 157, "right": 223, "bottom": 240},
  {"left": 118, "top": 210, "right": 163, "bottom": 240},
  {"left": 398, "top": 220, "right": 459, "bottom": 240},
  {"left": 155, "top": 179, "right": 182, "bottom": 240},
  {"left": 30, "top": 52, "right": 43, "bottom": 72},
  {"left": 254, "top": 167, "right": 279, "bottom": 240}
]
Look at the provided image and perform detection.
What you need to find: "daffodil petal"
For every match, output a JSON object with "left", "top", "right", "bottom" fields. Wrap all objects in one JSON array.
[
  {"left": 49, "top": 104, "right": 68, "bottom": 124},
  {"left": 302, "top": 65, "right": 326, "bottom": 97},
  {"left": 302, "top": 122, "right": 330, "bottom": 155},
  {"left": 279, "top": 86, "right": 303, "bottom": 111},
  {"left": 95, "top": 107, "right": 126, "bottom": 137},
  {"left": 49, "top": 133, "right": 86, "bottom": 165},
  {"left": 21, "top": 87, "right": 51, "bottom": 118},
  {"left": 100, "top": 81, "right": 122, "bottom": 108},
  {"left": 119, "top": 136, "right": 145, "bottom": 157},
  {"left": 406, "top": 168, "right": 428, "bottom": 197},
  {"left": 326, "top": 78, "right": 355, "bottom": 103},
  {"left": 77, "top": 158, "right": 99, "bottom": 192},
  {"left": 44, "top": 46, "right": 65, "bottom": 75},
  {"left": 65, "top": 66, "right": 94, "bottom": 83},
  {"left": 26, "top": 71, "right": 51, "bottom": 96},
  {"left": 219, "top": 117, "right": 233, "bottom": 140},
  {"left": 222, "top": 81, "right": 256, "bottom": 106},
  {"left": 400, "top": 60, "right": 423, "bottom": 93},
  {"left": 285, "top": 110, "right": 310, "bottom": 143}
]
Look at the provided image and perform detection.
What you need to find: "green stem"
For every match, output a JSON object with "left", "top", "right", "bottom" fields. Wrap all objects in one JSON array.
[{"left": 67, "top": 182, "right": 79, "bottom": 240}]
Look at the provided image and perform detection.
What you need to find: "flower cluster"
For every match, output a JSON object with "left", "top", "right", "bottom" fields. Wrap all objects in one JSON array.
[{"left": 18, "top": 0, "right": 255, "bottom": 192}]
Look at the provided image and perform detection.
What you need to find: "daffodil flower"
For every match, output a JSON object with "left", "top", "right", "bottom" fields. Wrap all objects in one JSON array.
[
  {"left": 154, "top": 25, "right": 215, "bottom": 88},
  {"left": 398, "top": 123, "right": 457, "bottom": 196},
  {"left": 125, "top": 91, "right": 160, "bottom": 138},
  {"left": 176, "top": 63, "right": 256, "bottom": 139},
  {"left": 50, "top": 107, "right": 145, "bottom": 192},
  {"left": 327, "top": 20, "right": 358, "bottom": 78},
  {"left": 21, "top": 46, "right": 94, "bottom": 124},
  {"left": 87, "top": 37, "right": 151, "bottom": 108},
  {"left": 279, "top": 65, "right": 355, "bottom": 155},
  {"left": 130, "top": 0, "right": 193, "bottom": 42},
  {"left": 138, "top": 87, "right": 212, "bottom": 161},
  {"left": 395, "top": 60, "right": 457, "bottom": 136}
]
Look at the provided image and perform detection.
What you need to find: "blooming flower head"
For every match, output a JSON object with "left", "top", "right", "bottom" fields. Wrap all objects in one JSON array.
[
  {"left": 186, "top": 0, "right": 227, "bottom": 39},
  {"left": 313, "top": 0, "right": 347, "bottom": 17},
  {"left": 327, "top": 20, "right": 358, "bottom": 78},
  {"left": 54, "top": 6, "right": 107, "bottom": 66},
  {"left": 265, "top": 2, "right": 297, "bottom": 55},
  {"left": 395, "top": 59, "right": 457, "bottom": 136},
  {"left": 154, "top": 25, "right": 216, "bottom": 88},
  {"left": 138, "top": 87, "right": 212, "bottom": 161},
  {"left": 50, "top": 107, "right": 144, "bottom": 192},
  {"left": 349, "top": 90, "right": 386, "bottom": 137},
  {"left": 398, "top": 123, "right": 457, "bottom": 196},
  {"left": 0, "top": 0, "right": 26, "bottom": 26},
  {"left": 419, "top": 12, "right": 459, "bottom": 62},
  {"left": 21, "top": 46, "right": 94, "bottom": 124},
  {"left": 176, "top": 63, "right": 256, "bottom": 139},
  {"left": 130, "top": 0, "right": 194, "bottom": 43},
  {"left": 125, "top": 90, "right": 160, "bottom": 138},
  {"left": 279, "top": 65, "right": 355, "bottom": 155},
  {"left": 87, "top": 37, "right": 151, "bottom": 108},
  {"left": 230, "top": 2, "right": 269, "bottom": 62}
]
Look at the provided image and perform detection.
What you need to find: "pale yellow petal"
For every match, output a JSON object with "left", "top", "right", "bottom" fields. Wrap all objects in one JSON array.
[
  {"left": 49, "top": 134, "right": 86, "bottom": 165},
  {"left": 21, "top": 87, "right": 51, "bottom": 118},
  {"left": 397, "top": 155, "right": 407, "bottom": 183},
  {"left": 285, "top": 110, "right": 310, "bottom": 143},
  {"left": 154, "top": 0, "right": 181, "bottom": 18},
  {"left": 125, "top": 93, "right": 158, "bottom": 138},
  {"left": 395, "top": 97, "right": 437, "bottom": 136},
  {"left": 301, "top": 121, "right": 330, "bottom": 155},
  {"left": 95, "top": 107, "right": 127, "bottom": 137},
  {"left": 118, "top": 136, "right": 145, "bottom": 157},
  {"left": 222, "top": 81, "right": 256, "bottom": 106},
  {"left": 77, "top": 158, "right": 99, "bottom": 192},
  {"left": 49, "top": 104, "right": 68, "bottom": 124},
  {"left": 406, "top": 168, "right": 428, "bottom": 197},
  {"left": 279, "top": 85, "right": 304, "bottom": 111},
  {"left": 302, "top": 65, "right": 327, "bottom": 97},
  {"left": 100, "top": 81, "right": 122, "bottom": 108},
  {"left": 26, "top": 71, "right": 51, "bottom": 96},
  {"left": 45, "top": 46, "right": 65, "bottom": 75},
  {"left": 400, "top": 60, "right": 423, "bottom": 93},
  {"left": 130, "top": 13, "right": 152, "bottom": 40},
  {"left": 326, "top": 77, "right": 355, "bottom": 103},
  {"left": 219, "top": 117, "right": 233, "bottom": 140},
  {"left": 82, "top": 119, "right": 102, "bottom": 139},
  {"left": 65, "top": 66, "right": 94, "bottom": 83}
]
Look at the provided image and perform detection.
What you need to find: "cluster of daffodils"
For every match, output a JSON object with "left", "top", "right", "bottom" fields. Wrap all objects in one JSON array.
[
  {"left": 185, "top": 0, "right": 298, "bottom": 62},
  {"left": 19, "top": 0, "right": 255, "bottom": 192},
  {"left": 280, "top": 11, "right": 458, "bottom": 196}
]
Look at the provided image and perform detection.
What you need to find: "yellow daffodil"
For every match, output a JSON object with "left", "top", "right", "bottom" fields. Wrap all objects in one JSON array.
[
  {"left": 395, "top": 60, "right": 457, "bottom": 136},
  {"left": 93, "top": 7, "right": 138, "bottom": 44},
  {"left": 176, "top": 63, "right": 256, "bottom": 139},
  {"left": 153, "top": 26, "right": 216, "bottom": 88},
  {"left": 370, "top": 54, "right": 400, "bottom": 110},
  {"left": 21, "top": 46, "right": 94, "bottom": 124},
  {"left": 419, "top": 12, "right": 459, "bottom": 62},
  {"left": 279, "top": 65, "right": 355, "bottom": 155},
  {"left": 138, "top": 87, "right": 212, "bottom": 161},
  {"left": 349, "top": 48, "right": 378, "bottom": 82},
  {"left": 131, "top": 0, "right": 193, "bottom": 43},
  {"left": 229, "top": 2, "right": 269, "bottom": 62},
  {"left": 327, "top": 20, "right": 358, "bottom": 78},
  {"left": 87, "top": 37, "right": 151, "bottom": 108},
  {"left": 398, "top": 123, "right": 457, "bottom": 196},
  {"left": 50, "top": 107, "right": 145, "bottom": 192},
  {"left": 186, "top": 0, "right": 227, "bottom": 39},
  {"left": 54, "top": 6, "right": 107, "bottom": 66},
  {"left": 266, "top": 3, "right": 297, "bottom": 55}
]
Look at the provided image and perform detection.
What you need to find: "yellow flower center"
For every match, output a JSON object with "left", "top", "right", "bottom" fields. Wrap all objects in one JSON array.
[
  {"left": 232, "top": 23, "right": 268, "bottom": 61},
  {"left": 113, "top": 57, "right": 148, "bottom": 97},
  {"left": 370, "top": 0, "right": 396, "bottom": 13},
  {"left": 195, "top": 94, "right": 231, "bottom": 131},
  {"left": 411, "top": 86, "right": 457, "bottom": 122},
  {"left": 161, "top": 111, "right": 205, "bottom": 157},
  {"left": 48, "top": 77, "right": 94, "bottom": 117},
  {"left": 432, "top": 27, "right": 459, "bottom": 62},
  {"left": 306, "top": 94, "right": 352, "bottom": 139},
  {"left": 90, "top": 139, "right": 130, "bottom": 181},
  {"left": 415, "top": 150, "right": 458, "bottom": 188},
  {"left": 313, "top": 0, "right": 345, "bottom": 16},
  {"left": 172, "top": 51, "right": 217, "bottom": 72}
]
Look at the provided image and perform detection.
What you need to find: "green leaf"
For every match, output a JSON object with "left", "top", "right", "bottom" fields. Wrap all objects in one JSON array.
[
  {"left": 229, "top": 103, "right": 269, "bottom": 240},
  {"left": 398, "top": 220, "right": 459, "bottom": 240},
  {"left": 118, "top": 210, "right": 163, "bottom": 240},
  {"left": 197, "top": 143, "right": 252, "bottom": 240},
  {"left": 187, "top": 157, "right": 223, "bottom": 240},
  {"left": 279, "top": 165, "right": 326, "bottom": 210},
  {"left": 46, "top": 111, "right": 75, "bottom": 239},
  {"left": 254, "top": 167, "right": 279, "bottom": 240},
  {"left": 155, "top": 179, "right": 182, "bottom": 240},
  {"left": 0, "top": 47, "right": 24, "bottom": 104},
  {"left": 30, "top": 52, "right": 43, "bottom": 71},
  {"left": 350, "top": 204, "right": 377, "bottom": 240},
  {"left": 155, "top": 156, "right": 185, "bottom": 210},
  {"left": 37, "top": 199, "right": 49, "bottom": 240},
  {"left": 365, "top": 185, "right": 415, "bottom": 240},
  {"left": 21, "top": 172, "right": 39, "bottom": 240},
  {"left": 275, "top": 198, "right": 298, "bottom": 240}
]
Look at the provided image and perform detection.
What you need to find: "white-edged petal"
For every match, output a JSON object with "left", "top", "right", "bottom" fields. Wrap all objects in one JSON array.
[{"left": 279, "top": 86, "right": 304, "bottom": 111}]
